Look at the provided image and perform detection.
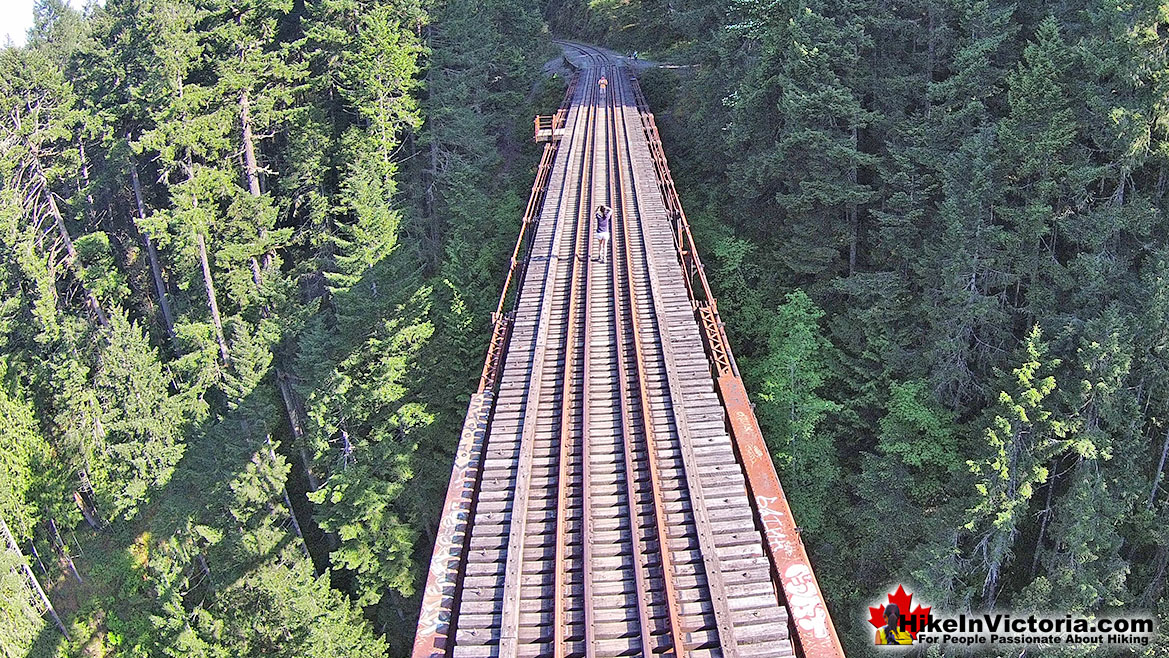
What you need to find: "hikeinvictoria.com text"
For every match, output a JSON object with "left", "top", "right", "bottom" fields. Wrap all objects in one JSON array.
[{"left": 898, "top": 612, "right": 1156, "bottom": 648}]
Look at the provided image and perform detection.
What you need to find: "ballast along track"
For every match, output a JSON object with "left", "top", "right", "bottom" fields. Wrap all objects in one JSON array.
[{"left": 413, "top": 44, "right": 846, "bottom": 658}]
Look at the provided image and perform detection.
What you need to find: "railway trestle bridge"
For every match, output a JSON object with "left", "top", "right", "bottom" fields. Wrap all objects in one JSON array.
[{"left": 412, "top": 43, "right": 846, "bottom": 658}]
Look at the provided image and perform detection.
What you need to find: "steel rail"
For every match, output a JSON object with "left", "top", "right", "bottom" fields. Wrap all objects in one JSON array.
[
  {"left": 607, "top": 68, "right": 689, "bottom": 656},
  {"left": 601, "top": 64, "right": 656, "bottom": 658},
  {"left": 626, "top": 70, "right": 846, "bottom": 658},
  {"left": 611, "top": 66, "right": 742, "bottom": 657},
  {"left": 580, "top": 80, "right": 598, "bottom": 658},
  {"left": 553, "top": 62, "right": 600, "bottom": 658},
  {"left": 412, "top": 61, "right": 583, "bottom": 658},
  {"left": 478, "top": 72, "right": 581, "bottom": 393},
  {"left": 497, "top": 64, "right": 597, "bottom": 658},
  {"left": 582, "top": 49, "right": 608, "bottom": 658}
]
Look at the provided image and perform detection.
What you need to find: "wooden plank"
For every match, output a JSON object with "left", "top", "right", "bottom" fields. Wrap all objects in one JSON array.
[
  {"left": 497, "top": 70, "right": 594, "bottom": 658},
  {"left": 613, "top": 71, "right": 742, "bottom": 657}
]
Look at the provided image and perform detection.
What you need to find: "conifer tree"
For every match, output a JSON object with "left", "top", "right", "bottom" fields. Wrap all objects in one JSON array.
[
  {"left": 723, "top": 0, "right": 876, "bottom": 283},
  {"left": 751, "top": 290, "right": 841, "bottom": 535},
  {"left": 965, "top": 325, "right": 1077, "bottom": 606}
]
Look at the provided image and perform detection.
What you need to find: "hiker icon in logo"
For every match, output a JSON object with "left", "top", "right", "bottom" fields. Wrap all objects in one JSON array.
[
  {"left": 875, "top": 603, "right": 913, "bottom": 645},
  {"left": 869, "top": 584, "right": 931, "bottom": 646}
]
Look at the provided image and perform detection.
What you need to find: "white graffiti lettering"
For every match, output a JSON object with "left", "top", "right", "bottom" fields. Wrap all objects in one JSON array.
[
  {"left": 415, "top": 394, "right": 492, "bottom": 643},
  {"left": 784, "top": 564, "right": 830, "bottom": 639},
  {"left": 755, "top": 495, "right": 796, "bottom": 558}
]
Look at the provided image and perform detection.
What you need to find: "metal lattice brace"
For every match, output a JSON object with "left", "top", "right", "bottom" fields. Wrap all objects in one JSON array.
[
  {"left": 697, "top": 302, "right": 735, "bottom": 378},
  {"left": 478, "top": 312, "right": 513, "bottom": 394}
]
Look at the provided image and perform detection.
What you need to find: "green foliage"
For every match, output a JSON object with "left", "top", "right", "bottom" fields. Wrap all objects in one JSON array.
[
  {"left": 305, "top": 287, "right": 435, "bottom": 604},
  {"left": 0, "top": 0, "right": 452, "bottom": 651},
  {"left": 965, "top": 325, "right": 1076, "bottom": 603},
  {"left": 91, "top": 310, "right": 189, "bottom": 519},
  {"left": 877, "top": 381, "right": 960, "bottom": 499},
  {"left": 853, "top": 380, "right": 962, "bottom": 600},
  {"left": 724, "top": 0, "right": 877, "bottom": 282},
  {"left": 74, "top": 233, "right": 132, "bottom": 306},
  {"left": 0, "top": 360, "right": 57, "bottom": 542},
  {"left": 750, "top": 290, "right": 841, "bottom": 534},
  {"left": 0, "top": 551, "right": 48, "bottom": 658}
]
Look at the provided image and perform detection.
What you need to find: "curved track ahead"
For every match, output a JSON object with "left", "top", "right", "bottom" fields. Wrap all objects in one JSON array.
[{"left": 414, "top": 43, "right": 842, "bottom": 658}]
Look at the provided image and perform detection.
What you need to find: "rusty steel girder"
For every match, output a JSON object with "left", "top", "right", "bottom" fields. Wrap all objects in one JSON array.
[{"left": 411, "top": 391, "right": 493, "bottom": 658}]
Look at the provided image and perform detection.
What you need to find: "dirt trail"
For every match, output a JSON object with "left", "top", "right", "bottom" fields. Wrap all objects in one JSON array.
[{"left": 546, "top": 39, "right": 669, "bottom": 75}]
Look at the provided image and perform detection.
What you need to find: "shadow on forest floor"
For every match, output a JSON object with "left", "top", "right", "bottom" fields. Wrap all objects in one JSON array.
[{"left": 21, "top": 254, "right": 432, "bottom": 657}]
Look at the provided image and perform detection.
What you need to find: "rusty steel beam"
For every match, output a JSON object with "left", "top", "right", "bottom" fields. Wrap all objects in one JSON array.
[
  {"left": 627, "top": 71, "right": 847, "bottom": 658},
  {"left": 697, "top": 303, "right": 735, "bottom": 378},
  {"left": 719, "top": 375, "right": 845, "bottom": 658},
  {"left": 411, "top": 392, "right": 494, "bottom": 658}
]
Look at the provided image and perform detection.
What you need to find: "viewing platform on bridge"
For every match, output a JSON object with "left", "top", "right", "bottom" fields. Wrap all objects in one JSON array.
[{"left": 534, "top": 110, "right": 568, "bottom": 142}]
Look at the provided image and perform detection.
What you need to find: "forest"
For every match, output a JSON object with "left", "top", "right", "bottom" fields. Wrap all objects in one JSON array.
[{"left": 1, "top": 0, "right": 1168, "bottom": 656}]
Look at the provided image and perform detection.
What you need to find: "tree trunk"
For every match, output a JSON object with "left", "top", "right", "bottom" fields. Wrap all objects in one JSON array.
[
  {"left": 426, "top": 136, "right": 441, "bottom": 269},
  {"left": 266, "top": 435, "right": 311, "bottom": 560},
  {"left": 27, "top": 537, "right": 47, "bottom": 576},
  {"left": 129, "top": 162, "right": 177, "bottom": 341},
  {"left": 1149, "top": 426, "right": 1169, "bottom": 509},
  {"left": 38, "top": 169, "right": 109, "bottom": 328},
  {"left": 239, "top": 89, "right": 272, "bottom": 273},
  {"left": 72, "top": 491, "right": 100, "bottom": 531},
  {"left": 75, "top": 470, "right": 105, "bottom": 530},
  {"left": 77, "top": 137, "right": 96, "bottom": 224},
  {"left": 423, "top": 48, "right": 442, "bottom": 271},
  {"left": 196, "top": 232, "right": 230, "bottom": 362},
  {"left": 848, "top": 125, "right": 858, "bottom": 276},
  {"left": 276, "top": 372, "right": 320, "bottom": 490},
  {"left": 240, "top": 90, "right": 263, "bottom": 198},
  {"left": 1030, "top": 467, "right": 1058, "bottom": 578},
  {"left": 926, "top": 4, "right": 937, "bottom": 114},
  {"left": 0, "top": 513, "right": 69, "bottom": 638},
  {"left": 196, "top": 552, "right": 212, "bottom": 585},
  {"left": 238, "top": 103, "right": 319, "bottom": 489},
  {"left": 46, "top": 518, "right": 81, "bottom": 584}
]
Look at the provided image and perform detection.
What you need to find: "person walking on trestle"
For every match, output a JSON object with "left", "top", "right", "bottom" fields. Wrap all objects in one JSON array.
[{"left": 594, "top": 205, "right": 612, "bottom": 263}]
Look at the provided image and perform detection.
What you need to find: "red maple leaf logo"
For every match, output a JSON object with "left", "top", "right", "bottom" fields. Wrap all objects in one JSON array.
[{"left": 868, "top": 585, "right": 931, "bottom": 641}]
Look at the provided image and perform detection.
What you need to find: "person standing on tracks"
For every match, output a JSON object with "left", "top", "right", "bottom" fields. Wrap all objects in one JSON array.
[
  {"left": 594, "top": 204, "right": 612, "bottom": 263},
  {"left": 598, "top": 74, "right": 608, "bottom": 95}
]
